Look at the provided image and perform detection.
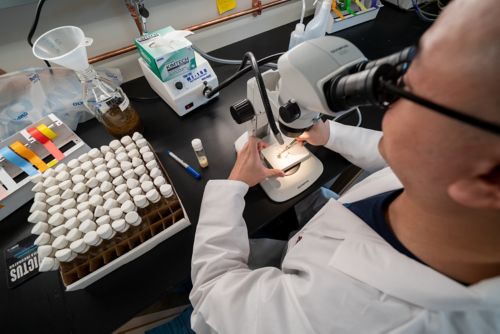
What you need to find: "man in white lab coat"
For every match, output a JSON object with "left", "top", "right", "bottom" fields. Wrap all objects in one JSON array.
[{"left": 189, "top": 0, "right": 500, "bottom": 332}]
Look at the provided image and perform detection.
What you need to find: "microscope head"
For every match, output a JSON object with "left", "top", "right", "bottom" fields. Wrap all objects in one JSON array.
[{"left": 276, "top": 36, "right": 367, "bottom": 136}]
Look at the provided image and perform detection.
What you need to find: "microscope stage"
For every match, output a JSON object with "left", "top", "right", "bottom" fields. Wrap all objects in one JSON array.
[{"left": 261, "top": 141, "right": 310, "bottom": 171}]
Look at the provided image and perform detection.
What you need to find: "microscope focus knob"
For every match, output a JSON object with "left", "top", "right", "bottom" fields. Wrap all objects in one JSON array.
[
  {"left": 230, "top": 99, "right": 255, "bottom": 124},
  {"left": 279, "top": 100, "right": 301, "bottom": 123}
]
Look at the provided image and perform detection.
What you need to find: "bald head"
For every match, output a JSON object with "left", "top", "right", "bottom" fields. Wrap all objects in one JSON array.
[{"left": 410, "top": 0, "right": 500, "bottom": 122}]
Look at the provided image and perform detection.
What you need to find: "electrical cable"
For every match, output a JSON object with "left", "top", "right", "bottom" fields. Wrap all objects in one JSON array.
[
  {"left": 191, "top": 45, "right": 277, "bottom": 69},
  {"left": 333, "top": 107, "right": 363, "bottom": 127},
  {"left": 27, "top": 0, "right": 51, "bottom": 68},
  {"left": 204, "top": 52, "right": 284, "bottom": 98},
  {"left": 237, "top": 52, "right": 283, "bottom": 144},
  {"left": 411, "top": 0, "right": 438, "bottom": 22},
  {"left": 300, "top": 0, "right": 306, "bottom": 24}
]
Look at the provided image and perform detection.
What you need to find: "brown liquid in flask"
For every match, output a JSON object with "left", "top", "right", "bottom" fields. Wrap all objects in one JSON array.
[{"left": 101, "top": 103, "right": 143, "bottom": 138}]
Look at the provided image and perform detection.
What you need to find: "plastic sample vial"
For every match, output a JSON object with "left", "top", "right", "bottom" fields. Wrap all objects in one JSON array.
[{"left": 191, "top": 138, "right": 208, "bottom": 168}]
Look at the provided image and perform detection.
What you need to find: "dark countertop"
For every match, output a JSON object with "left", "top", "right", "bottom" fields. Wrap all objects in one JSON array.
[{"left": 1, "top": 5, "right": 429, "bottom": 333}]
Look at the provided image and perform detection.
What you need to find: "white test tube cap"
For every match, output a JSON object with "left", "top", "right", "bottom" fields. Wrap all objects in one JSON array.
[
  {"left": 59, "top": 180, "right": 73, "bottom": 192},
  {"left": 70, "top": 239, "right": 89, "bottom": 254},
  {"left": 34, "top": 232, "right": 51, "bottom": 246},
  {"left": 88, "top": 148, "right": 101, "bottom": 159},
  {"left": 67, "top": 159, "right": 79, "bottom": 169},
  {"left": 160, "top": 184, "right": 173, "bottom": 198},
  {"left": 37, "top": 245, "right": 53, "bottom": 260},
  {"left": 32, "top": 182, "right": 44, "bottom": 192},
  {"left": 109, "top": 207, "right": 123, "bottom": 220},
  {"left": 63, "top": 208, "right": 79, "bottom": 220},
  {"left": 52, "top": 235, "right": 69, "bottom": 249},
  {"left": 112, "top": 219, "right": 129, "bottom": 232},
  {"left": 96, "top": 223, "right": 115, "bottom": 240},
  {"left": 94, "top": 205, "right": 106, "bottom": 218},
  {"left": 125, "top": 211, "right": 141, "bottom": 226},
  {"left": 32, "top": 221, "right": 49, "bottom": 235},
  {"left": 51, "top": 225, "right": 67, "bottom": 237},
  {"left": 133, "top": 194, "right": 148, "bottom": 208},
  {"left": 28, "top": 210, "right": 48, "bottom": 224},
  {"left": 132, "top": 132, "right": 143, "bottom": 141},
  {"left": 66, "top": 228, "right": 83, "bottom": 242},
  {"left": 121, "top": 200, "right": 135, "bottom": 213},
  {"left": 191, "top": 138, "right": 203, "bottom": 151},
  {"left": 79, "top": 219, "right": 97, "bottom": 233},
  {"left": 61, "top": 198, "right": 76, "bottom": 209},
  {"left": 55, "top": 248, "right": 75, "bottom": 262},
  {"left": 39, "top": 257, "right": 56, "bottom": 272},
  {"left": 96, "top": 215, "right": 111, "bottom": 226},
  {"left": 64, "top": 217, "right": 80, "bottom": 230},
  {"left": 30, "top": 201, "right": 47, "bottom": 213},
  {"left": 47, "top": 205, "right": 63, "bottom": 216},
  {"left": 83, "top": 231, "right": 102, "bottom": 246},
  {"left": 103, "top": 190, "right": 117, "bottom": 200}
]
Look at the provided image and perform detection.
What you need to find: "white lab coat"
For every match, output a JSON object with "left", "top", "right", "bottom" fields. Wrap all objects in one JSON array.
[{"left": 190, "top": 121, "right": 500, "bottom": 334}]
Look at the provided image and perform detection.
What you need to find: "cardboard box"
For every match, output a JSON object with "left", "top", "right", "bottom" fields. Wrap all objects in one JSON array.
[{"left": 135, "top": 27, "right": 197, "bottom": 82}]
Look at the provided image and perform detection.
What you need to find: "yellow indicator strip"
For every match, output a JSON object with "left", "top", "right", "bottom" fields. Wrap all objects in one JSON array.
[
  {"left": 36, "top": 124, "right": 58, "bottom": 140},
  {"left": 9, "top": 141, "right": 49, "bottom": 173}
]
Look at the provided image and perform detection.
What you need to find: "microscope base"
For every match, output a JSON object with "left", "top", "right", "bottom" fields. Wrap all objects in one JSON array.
[{"left": 234, "top": 132, "right": 323, "bottom": 202}]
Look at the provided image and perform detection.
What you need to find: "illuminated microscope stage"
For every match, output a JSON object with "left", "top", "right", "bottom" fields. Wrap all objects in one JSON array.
[{"left": 235, "top": 133, "right": 323, "bottom": 202}]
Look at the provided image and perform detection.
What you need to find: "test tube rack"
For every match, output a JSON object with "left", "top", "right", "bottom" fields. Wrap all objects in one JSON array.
[
  {"left": 27, "top": 134, "right": 190, "bottom": 290},
  {"left": 60, "top": 159, "right": 188, "bottom": 290},
  {"left": 60, "top": 195, "right": 184, "bottom": 286},
  {"left": 0, "top": 114, "right": 89, "bottom": 221}
]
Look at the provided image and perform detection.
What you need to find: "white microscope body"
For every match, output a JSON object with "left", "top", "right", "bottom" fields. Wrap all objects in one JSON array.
[{"left": 235, "top": 36, "right": 367, "bottom": 202}]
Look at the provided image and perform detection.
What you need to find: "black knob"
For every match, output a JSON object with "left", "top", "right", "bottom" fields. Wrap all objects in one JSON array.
[
  {"left": 175, "top": 81, "right": 183, "bottom": 90},
  {"left": 230, "top": 99, "right": 255, "bottom": 124},
  {"left": 279, "top": 100, "right": 301, "bottom": 123},
  {"left": 139, "top": 4, "right": 149, "bottom": 18}
]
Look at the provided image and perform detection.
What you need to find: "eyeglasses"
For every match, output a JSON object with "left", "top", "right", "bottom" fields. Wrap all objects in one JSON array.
[{"left": 379, "top": 72, "right": 500, "bottom": 136}]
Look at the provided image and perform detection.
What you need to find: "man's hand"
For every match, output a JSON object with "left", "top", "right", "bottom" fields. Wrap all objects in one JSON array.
[
  {"left": 229, "top": 137, "right": 285, "bottom": 187},
  {"left": 297, "top": 120, "right": 330, "bottom": 146}
]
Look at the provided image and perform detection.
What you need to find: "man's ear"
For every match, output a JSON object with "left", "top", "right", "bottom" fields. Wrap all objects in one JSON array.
[{"left": 448, "top": 165, "right": 500, "bottom": 209}]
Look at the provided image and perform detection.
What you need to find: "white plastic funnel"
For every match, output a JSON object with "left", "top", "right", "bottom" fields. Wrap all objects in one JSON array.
[{"left": 32, "top": 26, "right": 93, "bottom": 71}]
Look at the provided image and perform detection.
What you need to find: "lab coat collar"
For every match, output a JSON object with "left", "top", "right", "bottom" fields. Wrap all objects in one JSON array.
[{"left": 326, "top": 199, "right": 500, "bottom": 311}]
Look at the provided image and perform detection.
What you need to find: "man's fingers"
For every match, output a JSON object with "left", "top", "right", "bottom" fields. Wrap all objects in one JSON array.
[
  {"left": 247, "top": 136, "right": 260, "bottom": 154},
  {"left": 297, "top": 132, "right": 309, "bottom": 141},
  {"left": 265, "top": 168, "right": 285, "bottom": 178},
  {"left": 257, "top": 141, "right": 269, "bottom": 152}
]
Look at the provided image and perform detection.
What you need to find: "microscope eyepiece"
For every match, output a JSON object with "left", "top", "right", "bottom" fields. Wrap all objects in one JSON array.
[
  {"left": 325, "top": 63, "right": 400, "bottom": 112},
  {"left": 361, "top": 46, "right": 417, "bottom": 72}
]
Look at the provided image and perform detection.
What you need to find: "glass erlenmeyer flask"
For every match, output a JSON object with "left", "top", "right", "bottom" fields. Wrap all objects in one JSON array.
[
  {"left": 77, "top": 66, "right": 143, "bottom": 138},
  {"left": 33, "top": 26, "right": 143, "bottom": 138}
]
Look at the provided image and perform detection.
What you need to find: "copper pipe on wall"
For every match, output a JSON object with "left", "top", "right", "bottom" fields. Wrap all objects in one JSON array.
[{"left": 89, "top": 0, "right": 290, "bottom": 64}]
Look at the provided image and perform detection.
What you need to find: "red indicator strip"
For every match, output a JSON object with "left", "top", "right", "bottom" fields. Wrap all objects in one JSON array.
[{"left": 27, "top": 127, "right": 65, "bottom": 161}]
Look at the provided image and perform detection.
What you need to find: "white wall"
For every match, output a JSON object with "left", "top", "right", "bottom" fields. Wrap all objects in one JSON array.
[{"left": 0, "top": 0, "right": 314, "bottom": 81}]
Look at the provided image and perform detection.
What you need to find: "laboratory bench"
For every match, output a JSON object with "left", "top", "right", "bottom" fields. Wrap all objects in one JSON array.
[{"left": 0, "top": 5, "right": 429, "bottom": 334}]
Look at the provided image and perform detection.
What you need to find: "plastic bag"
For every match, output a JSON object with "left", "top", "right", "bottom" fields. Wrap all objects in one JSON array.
[{"left": 0, "top": 67, "right": 123, "bottom": 140}]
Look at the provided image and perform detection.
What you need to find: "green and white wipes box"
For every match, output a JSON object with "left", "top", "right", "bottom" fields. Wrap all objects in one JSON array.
[{"left": 134, "top": 27, "right": 196, "bottom": 82}]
